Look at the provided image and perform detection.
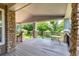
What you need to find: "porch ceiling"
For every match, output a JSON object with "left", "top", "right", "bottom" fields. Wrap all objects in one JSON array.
[
  {"left": 9, "top": 3, "right": 67, "bottom": 23},
  {"left": 4, "top": 3, "right": 16, "bottom": 8}
]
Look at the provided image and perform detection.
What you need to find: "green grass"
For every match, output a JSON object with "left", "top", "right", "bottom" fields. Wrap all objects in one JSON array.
[
  {"left": 22, "top": 33, "right": 63, "bottom": 41},
  {"left": 23, "top": 34, "right": 42, "bottom": 39},
  {"left": 23, "top": 34, "right": 31, "bottom": 39}
]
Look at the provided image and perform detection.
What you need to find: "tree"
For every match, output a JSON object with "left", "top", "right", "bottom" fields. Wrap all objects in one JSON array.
[
  {"left": 22, "top": 23, "right": 33, "bottom": 37},
  {"left": 37, "top": 22, "right": 48, "bottom": 38},
  {"left": 48, "top": 20, "right": 64, "bottom": 35}
]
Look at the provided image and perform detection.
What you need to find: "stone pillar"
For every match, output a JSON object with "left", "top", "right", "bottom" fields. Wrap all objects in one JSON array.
[
  {"left": 70, "top": 3, "right": 78, "bottom": 56},
  {"left": 7, "top": 10, "right": 16, "bottom": 52}
]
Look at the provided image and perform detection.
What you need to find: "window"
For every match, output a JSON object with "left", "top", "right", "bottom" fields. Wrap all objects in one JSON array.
[{"left": 0, "top": 8, "right": 5, "bottom": 45}]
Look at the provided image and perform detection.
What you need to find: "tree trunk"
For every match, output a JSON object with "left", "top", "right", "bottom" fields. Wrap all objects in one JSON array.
[{"left": 32, "top": 22, "right": 36, "bottom": 38}]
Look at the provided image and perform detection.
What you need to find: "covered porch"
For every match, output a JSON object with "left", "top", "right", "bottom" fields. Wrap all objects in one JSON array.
[
  {"left": 0, "top": 3, "right": 79, "bottom": 56},
  {"left": 12, "top": 3, "right": 69, "bottom": 56}
]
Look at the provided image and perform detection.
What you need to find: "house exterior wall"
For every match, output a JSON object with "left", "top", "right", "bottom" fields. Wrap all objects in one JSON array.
[
  {"left": 0, "top": 4, "right": 7, "bottom": 55},
  {"left": 0, "top": 4, "right": 15, "bottom": 55},
  {"left": 0, "top": 45, "right": 6, "bottom": 54}
]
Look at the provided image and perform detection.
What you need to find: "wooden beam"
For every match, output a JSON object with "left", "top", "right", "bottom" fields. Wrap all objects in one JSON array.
[
  {"left": 70, "top": 3, "right": 78, "bottom": 56},
  {"left": 16, "top": 15, "right": 64, "bottom": 24}
]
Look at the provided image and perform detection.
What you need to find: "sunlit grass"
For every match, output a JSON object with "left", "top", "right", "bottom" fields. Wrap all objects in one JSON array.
[{"left": 23, "top": 34, "right": 31, "bottom": 39}]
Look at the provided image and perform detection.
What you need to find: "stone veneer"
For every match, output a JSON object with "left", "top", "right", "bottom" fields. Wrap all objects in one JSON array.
[
  {"left": 0, "top": 4, "right": 15, "bottom": 55},
  {"left": 7, "top": 10, "right": 15, "bottom": 53},
  {"left": 0, "top": 45, "right": 6, "bottom": 55}
]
